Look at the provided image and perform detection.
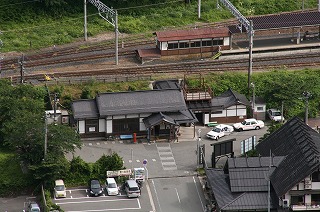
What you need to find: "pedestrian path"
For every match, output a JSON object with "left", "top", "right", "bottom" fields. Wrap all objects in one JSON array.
[{"left": 156, "top": 144, "right": 177, "bottom": 171}]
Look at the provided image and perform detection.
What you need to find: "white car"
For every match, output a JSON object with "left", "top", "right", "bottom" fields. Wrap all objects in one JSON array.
[
  {"left": 233, "top": 118, "right": 264, "bottom": 131},
  {"left": 206, "top": 124, "right": 234, "bottom": 140},
  {"left": 267, "top": 109, "right": 285, "bottom": 122},
  {"left": 105, "top": 178, "right": 119, "bottom": 196},
  {"left": 54, "top": 179, "right": 66, "bottom": 198}
]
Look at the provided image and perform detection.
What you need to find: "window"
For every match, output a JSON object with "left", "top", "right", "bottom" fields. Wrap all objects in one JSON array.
[
  {"left": 168, "top": 42, "right": 178, "bottom": 49},
  {"left": 190, "top": 41, "right": 201, "bottom": 47},
  {"left": 179, "top": 42, "right": 189, "bottom": 49},
  {"left": 86, "top": 119, "right": 99, "bottom": 133},
  {"left": 257, "top": 106, "right": 264, "bottom": 111},
  {"left": 202, "top": 40, "right": 213, "bottom": 47},
  {"left": 113, "top": 118, "right": 139, "bottom": 134},
  {"left": 212, "top": 111, "right": 223, "bottom": 114}
]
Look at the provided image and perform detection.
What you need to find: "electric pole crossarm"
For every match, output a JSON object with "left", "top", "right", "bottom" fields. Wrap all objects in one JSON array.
[
  {"left": 218, "top": 0, "right": 251, "bottom": 33},
  {"left": 88, "top": 0, "right": 116, "bottom": 26}
]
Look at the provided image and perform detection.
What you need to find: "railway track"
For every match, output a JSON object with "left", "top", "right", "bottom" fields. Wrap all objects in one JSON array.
[{"left": 7, "top": 50, "right": 320, "bottom": 84}]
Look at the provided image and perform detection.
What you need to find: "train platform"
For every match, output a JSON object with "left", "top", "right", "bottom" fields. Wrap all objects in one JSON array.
[{"left": 220, "top": 35, "right": 320, "bottom": 59}]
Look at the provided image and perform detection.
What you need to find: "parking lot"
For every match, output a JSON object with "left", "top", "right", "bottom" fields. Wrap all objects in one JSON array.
[{"left": 53, "top": 186, "right": 153, "bottom": 212}]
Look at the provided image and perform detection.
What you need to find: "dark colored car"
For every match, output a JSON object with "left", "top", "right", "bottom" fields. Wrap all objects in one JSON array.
[{"left": 89, "top": 179, "right": 103, "bottom": 197}]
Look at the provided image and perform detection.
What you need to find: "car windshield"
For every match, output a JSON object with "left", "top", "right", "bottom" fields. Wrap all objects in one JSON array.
[
  {"left": 273, "top": 112, "right": 281, "bottom": 116},
  {"left": 56, "top": 185, "right": 65, "bottom": 191},
  {"left": 91, "top": 181, "right": 100, "bottom": 189},
  {"left": 108, "top": 183, "right": 117, "bottom": 188},
  {"left": 241, "top": 121, "right": 247, "bottom": 125},
  {"left": 212, "top": 127, "right": 221, "bottom": 133},
  {"left": 31, "top": 209, "right": 40, "bottom": 212}
]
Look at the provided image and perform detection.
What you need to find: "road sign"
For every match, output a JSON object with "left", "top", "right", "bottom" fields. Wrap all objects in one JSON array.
[{"left": 143, "top": 159, "right": 147, "bottom": 167}]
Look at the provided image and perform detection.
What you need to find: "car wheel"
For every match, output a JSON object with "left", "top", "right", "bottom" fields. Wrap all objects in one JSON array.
[
  {"left": 255, "top": 126, "right": 260, "bottom": 130},
  {"left": 239, "top": 128, "right": 243, "bottom": 132}
]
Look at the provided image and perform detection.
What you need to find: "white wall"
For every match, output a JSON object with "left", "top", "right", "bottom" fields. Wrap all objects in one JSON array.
[
  {"left": 161, "top": 42, "right": 168, "bottom": 50},
  {"left": 204, "top": 113, "right": 209, "bottom": 124},
  {"left": 140, "top": 118, "right": 146, "bottom": 131},
  {"left": 224, "top": 36, "right": 230, "bottom": 46},
  {"left": 106, "top": 120, "right": 112, "bottom": 134},
  {"left": 79, "top": 120, "right": 85, "bottom": 134},
  {"left": 99, "top": 119, "right": 105, "bottom": 133},
  {"left": 210, "top": 105, "right": 247, "bottom": 118}
]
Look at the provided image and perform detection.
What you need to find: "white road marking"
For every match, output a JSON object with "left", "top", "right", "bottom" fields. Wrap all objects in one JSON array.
[
  {"left": 156, "top": 144, "right": 177, "bottom": 170},
  {"left": 88, "top": 143, "right": 92, "bottom": 146},
  {"left": 96, "top": 142, "right": 100, "bottom": 145},
  {"left": 146, "top": 180, "right": 156, "bottom": 212},
  {"left": 193, "top": 176, "right": 205, "bottom": 212},
  {"left": 136, "top": 160, "right": 140, "bottom": 163},
  {"left": 104, "top": 142, "right": 108, "bottom": 144},
  {"left": 175, "top": 188, "right": 180, "bottom": 203},
  {"left": 152, "top": 180, "right": 162, "bottom": 212},
  {"left": 152, "top": 159, "right": 156, "bottom": 162},
  {"left": 129, "top": 160, "right": 132, "bottom": 163},
  {"left": 56, "top": 198, "right": 139, "bottom": 205}
]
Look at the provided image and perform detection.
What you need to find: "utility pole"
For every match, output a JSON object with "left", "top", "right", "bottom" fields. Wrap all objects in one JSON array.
[
  {"left": 197, "top": 129, "right": 201, "bottom": 168},
  {"left": 0, "top": 31, "right": 3, "bottom": 78},
  {"left": 19, "top": 54, "right": 25, "bottom": 84},
  {"left": 53, "top": 93, "right": 58, "bottom": 124},
  {"left": 198, "top": 0, "right": 201, "bottom": 19},
  {"left": 268, "top": 149, "right": 271, "bottom": 212},
  {"left": 86, "top": 0, "right": 119, "bottom": 65},
  {"left": 216, "top": 0, "right": 254, "bottom": 92},
  {"left": 251, "top": 82, "right": 255, "bottom": 118},
  {"left": 115, "top": 10, "right": 119, "bottom": 65},
  {"left": 302, "top": 91, "right": 311, "bottom": 125},
  {"left": 84, "top": 0, "right": 88, "bottom": 41},
  {"left": 281, "top": 101, "right": 284, "bottom": 123},
  {"left": 44, "top": 113, "right": 48, "bottom": 159}
]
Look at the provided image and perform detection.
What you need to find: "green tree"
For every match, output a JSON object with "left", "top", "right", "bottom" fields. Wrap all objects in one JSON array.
[{"left": 93, "top": 153, "right": 124, "bottom": 179}]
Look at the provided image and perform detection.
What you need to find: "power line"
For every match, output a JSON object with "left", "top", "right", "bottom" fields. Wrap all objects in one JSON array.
[
  {"left": 0, "top": 0, "right": 39, "bottom": 8},
  {"left": 117, "top": 0, "right": 184, "bottom": 11}
]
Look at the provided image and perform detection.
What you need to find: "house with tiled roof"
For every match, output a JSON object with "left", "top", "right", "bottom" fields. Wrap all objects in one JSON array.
[
  {"left": 206, "top": 117, "right": 320, "bottom": 211},
  {"left": 71, "top": 89, "right": 197, "bottom": 141}
]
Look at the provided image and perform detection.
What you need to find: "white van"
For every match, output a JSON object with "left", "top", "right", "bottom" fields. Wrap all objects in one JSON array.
[
  {"left": 54, "top": 179, "right": 66, "bottom": 198},
  {"left": 105, "top": 178, "right": 119, "bottom": 196}
]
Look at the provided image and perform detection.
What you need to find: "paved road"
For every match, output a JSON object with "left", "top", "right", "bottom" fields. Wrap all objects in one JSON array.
[{"left": 149, "top": 176, "right": 206, "bottom": 212}]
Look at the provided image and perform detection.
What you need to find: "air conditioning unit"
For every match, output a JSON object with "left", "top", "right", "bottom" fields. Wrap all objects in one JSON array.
[{"left": 283, "top": 199, "right": 289, "bottom": 208}]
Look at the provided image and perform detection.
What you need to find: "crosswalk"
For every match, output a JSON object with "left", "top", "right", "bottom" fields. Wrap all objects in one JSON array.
[{"left": 157, "top": 144, "right": 177, "bottom": 170}]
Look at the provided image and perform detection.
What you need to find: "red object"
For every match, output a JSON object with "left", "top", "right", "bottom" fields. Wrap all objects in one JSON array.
[{"left": 133, "top": 133, "right": 137, "bottom": 143}]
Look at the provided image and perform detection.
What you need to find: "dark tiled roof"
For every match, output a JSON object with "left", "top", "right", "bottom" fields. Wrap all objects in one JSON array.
[
  {"left": 206, "top": 169, "right": 236, "bottom": 208},
  {"left": 211, "top": 88, "right": 250, "bottom": 109},
  {"left": 163, "top": 109, "right": 198, "bottom": 124},
  {"left": 152, "top": 79, "right": 181, "bottom": 90},
  {"left": 187, "top": 101, "right": 212, "bottom": 110},
  {"left": 143, "top": 112, "right": 177, "bottom": 128},
  {"left": 155, "top": 27, "right": 230, "bottom": 42},
  {"left": 229, "top": 11, "right": 320, "bottom": 33},
  {"left": 207, "top": 168, "right": 278, "bottom": 210},
  {"left": 221, "top": 192, "right": 277, "bottom": 211},
  {"left": 96, "top": 89, "right": 187, "bottom": 116},
  {"left": 256, "top": 117, "right": 320, "bottom": 196},
  {"left": 250, "top": 11, "right": 320, "bottom": 30},
  {"left": 228, "top": 157, "right": 284, "bottom": 192},
  {"left": 71, "top": 99, "right": 99, "bottom": 119}
]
